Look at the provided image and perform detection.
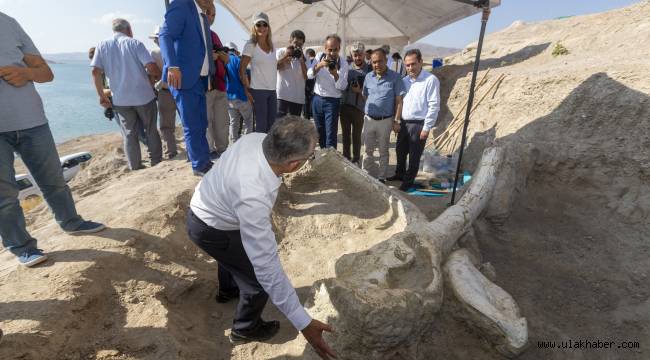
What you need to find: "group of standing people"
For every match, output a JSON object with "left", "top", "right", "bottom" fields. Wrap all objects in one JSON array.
[{"left": 2, "top": 0, "right": 441, "bottom": 357}]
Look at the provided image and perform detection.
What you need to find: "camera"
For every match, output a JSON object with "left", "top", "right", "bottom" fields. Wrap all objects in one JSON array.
[
  {"left": 104, "top": 107, "right": 114, "bottom": 120},
  {"left": 291, "top": 47, "right": 303, "bottom": 59},
  {"left": 327, "top": 59, "right": 337, "bottom": 71},
  {"left": 351, "top": 75, "right": 365, "bottom": 88}
]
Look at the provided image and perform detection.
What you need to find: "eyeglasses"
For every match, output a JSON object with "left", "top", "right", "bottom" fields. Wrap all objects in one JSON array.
[
  {"left": 255, "top": 22, "right": 268, "bottom": 28},
  {"left": 294, "top": 152, "right": 316, "bottom": 169}
]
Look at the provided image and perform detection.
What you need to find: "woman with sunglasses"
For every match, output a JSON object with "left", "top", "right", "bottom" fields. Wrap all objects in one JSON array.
[{"left": 240, "top": 12, "right": 277, "bottom": 133}]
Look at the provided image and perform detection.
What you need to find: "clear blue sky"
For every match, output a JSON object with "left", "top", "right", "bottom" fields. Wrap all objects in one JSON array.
[{"left": 0, "top": 0, "right": 642, "bottom": 54}]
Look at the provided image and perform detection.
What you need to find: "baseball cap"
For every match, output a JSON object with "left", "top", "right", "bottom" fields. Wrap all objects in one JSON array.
[
  {"left": 252, "top": 12, "right": 269, "bottom": 26},
  {"left": 227, "top": 42, "right": 239, "bottom": 52},
  {"left": 350, "top": 41, "right": 365, "bottom": 53},
  {"left": 148, "top": 25, "right": 161, "bottom": 39}
]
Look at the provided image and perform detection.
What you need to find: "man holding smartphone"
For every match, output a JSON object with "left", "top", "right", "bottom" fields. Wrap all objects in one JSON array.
[{"left": 340, "top": 42, "right": 371, "bottom": 164}]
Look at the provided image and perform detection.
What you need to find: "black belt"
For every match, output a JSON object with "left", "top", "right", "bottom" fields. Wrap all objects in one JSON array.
[
  {"left": 402, "top": 119, "right": 425, "bottom": 123},
  {"left": 367, "top": 114, "right": 392, "bottom": 121}
]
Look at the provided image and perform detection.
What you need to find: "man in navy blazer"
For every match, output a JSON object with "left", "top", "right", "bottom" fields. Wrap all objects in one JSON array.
[{"left": 159, "top": 0, "right": 215, "bottom": 176}]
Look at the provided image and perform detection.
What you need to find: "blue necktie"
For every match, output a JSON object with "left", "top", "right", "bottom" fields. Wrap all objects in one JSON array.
[{"left": 200, "top": 13, "right": 215, "bottom": 77}]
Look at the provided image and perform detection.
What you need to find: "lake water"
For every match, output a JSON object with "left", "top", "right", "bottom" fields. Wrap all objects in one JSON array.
[{"left": 36, "top": 61, "right": 120, "bottom": 144}]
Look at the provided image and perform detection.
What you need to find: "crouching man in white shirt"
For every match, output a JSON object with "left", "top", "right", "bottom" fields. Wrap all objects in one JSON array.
[{"left": 187, "top": 115, "right": 337, "bottom": 359}]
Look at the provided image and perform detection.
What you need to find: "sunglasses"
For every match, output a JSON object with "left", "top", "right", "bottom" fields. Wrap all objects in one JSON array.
[{"left": 255, "top": 22, "right": 269, "bottom": 28}]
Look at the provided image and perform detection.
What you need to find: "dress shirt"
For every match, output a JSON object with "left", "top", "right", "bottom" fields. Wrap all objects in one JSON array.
[
  {"left": 307, "top": 52, "right": 349, "bottom": 98},
  {"left": 402, "top": 70, "right": 441, "bottom": 131},
  {"left": 90, "top": 32, "right": 156, "bottom": 107},
  {"left": 194, "top": 1, "right": 209, "bottom": 76},
  {"left": 362, "top": 69, "right": 406, "bottom": 118},
  {"left": 190, "top": 133, "right": 312, "bottom": 331}
]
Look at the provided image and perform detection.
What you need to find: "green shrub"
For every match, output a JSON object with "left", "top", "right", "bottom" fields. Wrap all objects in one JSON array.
[{"left": 552, "top": 42, "right": 569, "bottom": 57}]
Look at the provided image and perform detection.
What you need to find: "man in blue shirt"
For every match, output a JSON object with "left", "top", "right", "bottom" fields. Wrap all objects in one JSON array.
[
  {"left": 361, "top": 49, "right": 405, "bottom": 182},
  {"left": 91, "top": 18, "right": 163, "bottom": 170},
  {"left": 225, "top": 43, "right": 254, "bottom": 142},
  {"left": 1, "top": 12, "right": 104, "bottom": 267}
]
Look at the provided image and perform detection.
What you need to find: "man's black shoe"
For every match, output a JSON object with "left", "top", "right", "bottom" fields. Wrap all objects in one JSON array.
[
  {"left": 387, "top": 174, "right": 404, "bottom": 182},
  {"left": 193, "top": 161, "right": 214, "bottom": 177},
  {"left": 399, "top": 182, "right": 413, "bottom": 192},
  {"left": 378, "top": 178, "right": 386, "bottom": 184},
  {"left": 229, "top": 320, "right": 280, "bottom": 344},
  {"left": 216, "top": 289, "right": 239, "bottom": 303}
]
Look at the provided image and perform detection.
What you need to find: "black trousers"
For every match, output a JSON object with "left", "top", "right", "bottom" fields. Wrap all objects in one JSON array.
[
  {"left": 303, "top": 79, "right": 316, "bottom": 119},
  {"left": 395, "top": 120, "right": 426, "bottom": 185},
  {"left": 186, "top": 209, "right": 269, "bottom": 332},
  {"left": 340, "top": 104, "right": 364, "bottom": 162},
  {"left": 277, "top": 99, "right": 304, "bottom": 117}
]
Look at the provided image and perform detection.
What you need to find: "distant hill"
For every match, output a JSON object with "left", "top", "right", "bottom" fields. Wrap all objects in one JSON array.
[
  {"left": 43, "top": 52, "right": 89, "bottom": 63},
  {"left": 404, "top": 43, "right": 460, "bottom": 60}
]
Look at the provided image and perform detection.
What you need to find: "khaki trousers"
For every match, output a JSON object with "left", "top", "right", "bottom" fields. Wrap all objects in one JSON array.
[
  {"left": 206, "top": 89, "right": 230, "bottom": 154},
  {"left": 361, "top": 115, "right": 392, "bottom": 179}
]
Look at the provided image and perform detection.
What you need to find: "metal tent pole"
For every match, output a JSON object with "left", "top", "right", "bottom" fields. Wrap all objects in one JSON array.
[{"left": 449, "top": 1, "right": 491, "bottom": 205}]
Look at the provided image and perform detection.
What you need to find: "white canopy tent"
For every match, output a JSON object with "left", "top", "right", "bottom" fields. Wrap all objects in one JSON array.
[{"left": 215, "top": 0, "right": 500, "bottom": 51}]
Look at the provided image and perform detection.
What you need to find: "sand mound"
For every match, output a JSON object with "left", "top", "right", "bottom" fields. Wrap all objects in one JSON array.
[{"left": 2, "top": 2, "right": 649, "bottom": 359}]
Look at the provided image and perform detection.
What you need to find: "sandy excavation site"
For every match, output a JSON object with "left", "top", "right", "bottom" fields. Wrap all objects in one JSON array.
[{"left": 1, "top": 2, "right": 649, "bottom": 359}]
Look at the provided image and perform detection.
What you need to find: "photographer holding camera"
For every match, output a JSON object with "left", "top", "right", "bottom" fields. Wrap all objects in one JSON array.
[
  {"left": 276, "top": 30, "right": 308, "bottom": 117},
  {"left": 340, "top": 42, "right": 371, "bottom": 165},
  {"left": 307, "top": 33, "right": 349, "bottom": 149}
]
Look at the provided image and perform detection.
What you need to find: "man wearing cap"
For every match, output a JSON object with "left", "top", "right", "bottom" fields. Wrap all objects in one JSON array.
[
  {"left": 91, "top": 18, "right": 164, "bottom": 170},
  {"left": 149, "top": 26, "right": 179, "bottom": 160},
  {"left": 307, "top": 34, "right": 349, "bottom": 149},
  {"left": 361, "top": 49, "right": 405, "bottom": 182},
  {"left": 388, "top": 49, "right": 440, "bottom": 191},
  {"left": 340, "top": 42, "right": 371, "bottom": 165},
  {"left": 159, "top": 0, "right": 215, "bottom": 176},
  {"left": 225, "top": 42, "right": 254, "bottom": 142}
]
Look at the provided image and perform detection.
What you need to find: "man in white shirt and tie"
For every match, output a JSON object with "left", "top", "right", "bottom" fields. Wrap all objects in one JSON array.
[
  {"left": 187, "top": 116, "right": 336, "bottom": 359},
  {"left": 387, "top": 49, "right": 441, "bottom": 191},
  {"left": 307, "top": 34, "right": 349, "bottom": 149}
]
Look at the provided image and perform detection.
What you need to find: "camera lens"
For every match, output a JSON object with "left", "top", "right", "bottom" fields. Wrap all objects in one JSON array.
[{"left": 104, "top": 107, "right": 114, "bottom": 120}]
